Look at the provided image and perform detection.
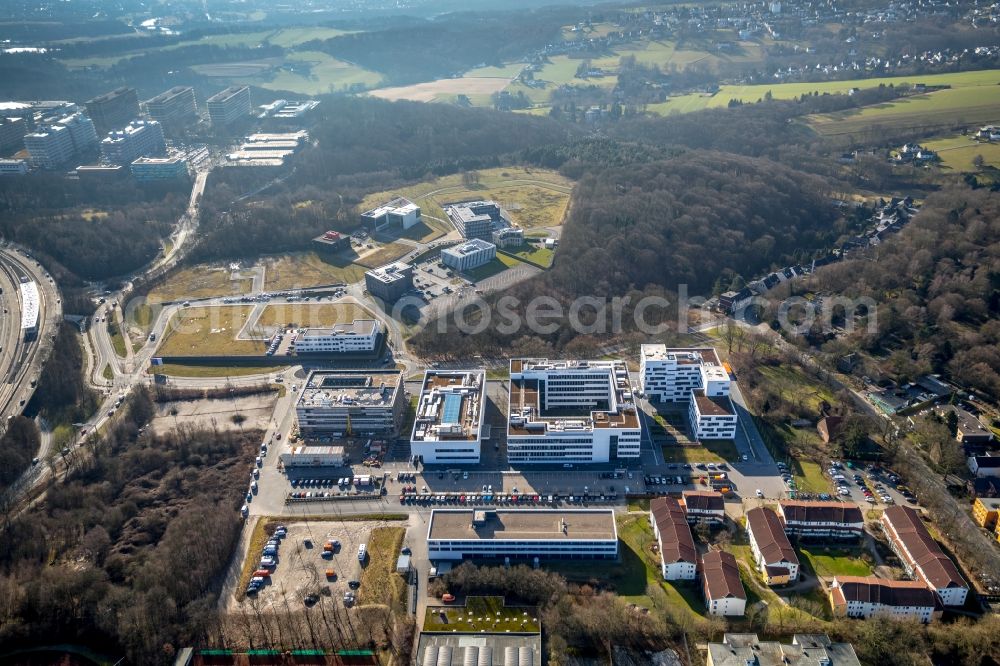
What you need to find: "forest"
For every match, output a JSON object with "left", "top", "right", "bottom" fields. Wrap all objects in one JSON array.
[
  {"left": 0, "top": 175, "right": 186, "bottom": 285},
  {"left": 0, "top": 388, "right": 259, "bottom": 665}
]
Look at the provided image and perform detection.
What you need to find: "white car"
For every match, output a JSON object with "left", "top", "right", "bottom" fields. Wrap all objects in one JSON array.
[{"left": 755, "top": 489, "right": 764, "bottom": 498}]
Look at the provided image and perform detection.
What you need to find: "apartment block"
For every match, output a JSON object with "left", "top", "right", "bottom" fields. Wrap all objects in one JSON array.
[
  {"left": 427, "top": 509, "right": 618, "bottom": 561},
  {"left": 972, "top": 496, "right": 1000, "bottom": 530},
  {"left": 829, "top": 576, "right": 939, "bottom": 623},
  {"left": 24, "top": 124, "right": 75, "bottom": 169},
  {"left": 746, "top": 507, "right": 799, "bottom": 584},
  {"left": 777, "top": 501, "right": 864, "bottom": 539},
  {"left": 681, "top": 491, "right": 726, "bottom": 524},
  {"left": 295, "top": 370, "right": 405, "bottom": 439},
  {"left": 707, "top": 634, "right": 861, "bottom": 666},
  {"left": 650, "top": 497, "right": 697, "bottom": 580},
  {"left": 881, "top": 506, "right": 968, "bottom": 606},
  {"left": 507, "top": 358, "right": 641, "bottom": 465},
  {"left": 292, "top": 319, "right": 382, "bottom": 354},
  {"left": 0, "top": 116, "right": 27, "bottom": 153},
  {"left": 410, "top": 370, "right": 487, "bottom": 464},
  {"left": 701, "top": 551, "right": 746, "bottom": 617},
  {"left": 207, "top": 86, "right": 252, "bottom": 126}
]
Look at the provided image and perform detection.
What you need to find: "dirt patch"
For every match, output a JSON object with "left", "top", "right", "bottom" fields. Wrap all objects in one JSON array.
[{"left": 150, "top": 394, "right": 277, "bottom": 436}]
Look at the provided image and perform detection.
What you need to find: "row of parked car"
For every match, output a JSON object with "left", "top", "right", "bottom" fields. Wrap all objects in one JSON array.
[{"left": 247, "top": 525, "right": 287, "bottom": 595}]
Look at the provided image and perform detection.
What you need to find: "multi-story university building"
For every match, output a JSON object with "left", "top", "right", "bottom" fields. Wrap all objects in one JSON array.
[
  {"left": 641, "top": 345, "right": 738, "bottom": 439},
  {"left": 880, "top": 506, "right": 968, "bottom": 606},
  {"left": 295, "top": 370, "right": 405, "bottom": 439},
  {"left": 507, "top": 358, "right": 641, "bottom": 465},
  {"left": 829, "top": 576, "right": 940, "bottom": 623},
  {"left": 445, "top": 200, "right": 504, "bottom": 241},
  {"left": 427, "top": 509, "right": 618, "bottom": 561},
  {"left": 410, "top": 371, "right": 487, "bottom": 464},
  {"left": 24, "top": 112, "right": 98, "bottom": 169},
  {"left": 207, "top": 86, "right": 252, "bottom": 126},
  {"left": 130, "top": 155, "right": 189, "bottom": 181},
  {"left": 85, "top": 87, "right": 140, "bottom": 135},
  {"left": 291, "top": 319, "right": 382, "bottom": 354},
  {"left": 143, "top": 86, "right": 198, "bottom": 130},
  {"left": 0, "top": 116, "right": 27, "bottom": 153},
  {"left": 100, "top": 120, "right": 165, "bottom": 166}
]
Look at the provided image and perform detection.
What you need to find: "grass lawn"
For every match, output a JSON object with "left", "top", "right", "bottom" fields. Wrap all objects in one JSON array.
[
  {"left": 661, "top": 439, "right": 738, "bottom": 463},
  {"left": 354, "top": 242, "right": 412, "bottom": 268},
  {"left": 108, "top": 321, "right": 127, "bottom": 358},
  {"left": 505, "top": 244, "right": 554, "bottom": 268},
  {"left": 358, "top": 526, "right": 406, "bottom": 607},
  {"left": 255, "top": 51, "right": 383, "bottom": 95},
  {"left": 146, "top": 363, "right": 280, "bottom": 378},
  {"left": 758, "top": 365, "right": 837, "bottom": 413},
  {"left": 148, "top": 265, "right": 252, "bottom": 302},
  {"left": 423, "top": 596, "right": 539, "bottom": 633},
  {"left": 921, "top": 134, "right": 1000, "bottom": 172},
  {"left": 791, "top": 460, "right": 830, "bottom": 494},
  {"left": 464, "top": 253, "right": 525, "bottom": 281},
  {"left": 799, "top": 547, "right": 873, "bottom": 578},
  {"left": 359, "top": 167, "right": 573, "bottom": 233},
  {"left": 627, "top": 498, "right": 651, "bottom": 512},
  {"left": 101, "top": 364, "right": 113, "bottom": 381},
  {"left": 156, "top": 306, "right": 263, "bottom": 357},
  {"left": 263, "top": 252, "right": 367, "bottom": 291},
  {"left": 256, "top": 302, "right": 369, "bottom": 328}
]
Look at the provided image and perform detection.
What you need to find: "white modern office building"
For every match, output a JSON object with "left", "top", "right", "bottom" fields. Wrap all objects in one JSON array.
[
  {"left": 130, "top": 155, "right": 189, "bottom": 181},
  {"left": 292, "top": 319, "right": 382, "bottom": 354},
  {"left": 411, "top": 370, "right": 487, "bottom": 464},
  {"left": 427, "top": 509, "right": 618, "bottom": 561},
  {"left": 361, "top": 197, "right": 421, "bottom": 231},
  {"left": 639, "top": 345, "right": 729, "bottom": 402},
  {"left": 441, "top": 238, "right": 497, "bottom": 272},
  {"left": 295, "top": 370, "right": 406, "bottom": 438},
  {"left": 688, "top": 389, "right": 738, "bottom": 439},
  {"left": 507, "top": 359, "right": 641, "bottom": 464}
]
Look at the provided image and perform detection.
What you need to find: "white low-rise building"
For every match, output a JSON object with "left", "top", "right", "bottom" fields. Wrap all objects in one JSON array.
[
  {"left": 441, "top": 238, "right": 497, "bottom": 272},
  {"left": 688, "top": 389, "right": 738, "bottom": 439},
  {"left": 427, "top": 509, "right": 618, "bottom": 561},
  {"left": 292, "top": 319, "right": 382, "bottom": 354},
  {"left": 410, "top": 370, "right": 487, "bottom": 464},
  {"left": 881, "top": 506, "right": 968, "bottom": 607},
  {"left": 279, "top": 445, "right": 345, "bottom": 468},
  {"left": 507, "top": 358, "right": 641, "bottom": 465},
  {"left": 830, "top": 576, "right": 939, "bottom": 623},
  {"left": 702, "top": 551, "right": 746, "bottom": 617}
]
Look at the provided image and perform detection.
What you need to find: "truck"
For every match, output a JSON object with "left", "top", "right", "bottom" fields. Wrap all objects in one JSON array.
[{"left": 358, "top": 543, "right": 367, "bottom": 562}]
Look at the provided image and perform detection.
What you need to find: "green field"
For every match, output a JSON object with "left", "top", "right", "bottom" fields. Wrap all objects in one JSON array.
[
  {"left": 146, "top": 363, "right": 280, "bottom": 378},
  {"left": 423, "top": 597, "right": 539, "bottom": 633},
  {"left": 791, "top": 460, "right": 830, "bottom": 494},
  {"left": 648, "top": 68, "right": 1000, "bottom": 121},
  {"left": 156, "top": 306, "right": 263, "bottom": 357},
  {"left": 505, "top": 244, "right": 555, "bottom": 267},
  {"left": 255, "top": 50, "right": 383, "bottom": 95},
  {"left": 799, "top": 547, "right": 873, "bottom": 579},
  {"left": 921, "top": 134, "right": 1000, "bottom": 171},
  {"left": 661, "top": 439, "right": 739, "bottom": 463},
  {"left": 263, "top": 252, "right": 368, "bottom": 291},
  {"left": 758, "top": 365, "right": 837, "bottom": 413},
  {"left": 464, "top": 253, "right": 525, "bottom": 281},
  {"left": 358, "top": 167, "right": 573, "bottom": 234}
]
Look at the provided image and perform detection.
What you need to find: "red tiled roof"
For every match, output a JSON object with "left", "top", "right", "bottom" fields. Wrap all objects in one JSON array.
[
  {"left": 651, "top": 497, "right": 697, "bottom": 564},
  {"left": 746, "top": 507, "right": 798, "bottom": 566},
  {"left": 702, "top": 550, "right": 745, "bottom": 601},
  {"left": 832, "top": 576, "right": 939, "bottom": 609},
  {"left": 778, "top": 500, "right": 864, "bottom": 526},
  {"left": 882, "top": 506, "right": 966, "bottom": 591}
]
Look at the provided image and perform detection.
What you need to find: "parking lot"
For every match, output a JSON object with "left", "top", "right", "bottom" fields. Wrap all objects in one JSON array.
[{"left": 240, "top": 519, "right": 392, "bottom": 612}]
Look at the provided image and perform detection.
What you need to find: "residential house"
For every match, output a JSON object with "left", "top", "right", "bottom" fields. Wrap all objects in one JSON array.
[
  {"left": 777, "top": 501, "right": 864, "bottom": 539},
  {"left": 881, "top": 506, "right": 968, "bottom": 607},
  {"left": 701, "top": 551, "right": 746, "bottom": 617},
  {"left": 829, "top": 576, "right": 939, "bottom": 623},
  {"left": 650, "top": 497, "right": 697, "bottom": 580},
  {"left": 681, "top": 491, "right": 725, "bottom": 524},
  {"left": 971, "top": 497, "right": 1000, "bottom": 530},
  {"left": 746, "top": 507, "right": 799, "bottom": 584},
  {"left": 817, "top": 415, "right": 844, "bottom": 443}
]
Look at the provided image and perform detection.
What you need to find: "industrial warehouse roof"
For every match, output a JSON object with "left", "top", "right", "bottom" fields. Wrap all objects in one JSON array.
[
  {"left": 416, "top": 634, "right": 540, "bottom": 666},
  {"left": 427, "top": 509, "right": 616, "bottom": 542}
]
